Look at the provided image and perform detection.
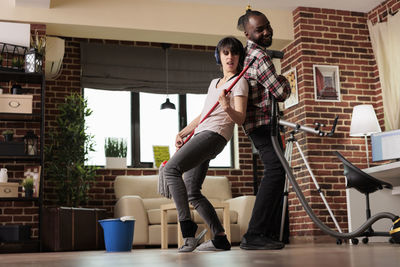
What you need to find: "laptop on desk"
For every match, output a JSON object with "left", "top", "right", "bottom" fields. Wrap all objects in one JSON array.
[
  {"left": 368, "top": 130, "right": 400, "bottom": 187},
  {"left": 371, "top": 129, "right": 400, "bottom": 162}
]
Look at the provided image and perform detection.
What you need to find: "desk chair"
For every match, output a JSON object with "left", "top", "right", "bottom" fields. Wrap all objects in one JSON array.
[{"left": 334, "top": 151, "right": 393, "bottom": 244}]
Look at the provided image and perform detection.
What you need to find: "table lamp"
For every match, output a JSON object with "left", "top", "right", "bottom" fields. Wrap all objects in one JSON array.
[{"left": 350, "top": 104, "right": 381, "bottom": 167}]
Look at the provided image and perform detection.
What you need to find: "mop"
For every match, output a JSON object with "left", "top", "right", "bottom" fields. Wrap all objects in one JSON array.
[{"left": 158, "top": 58, "right": 256, "bottom": 198}]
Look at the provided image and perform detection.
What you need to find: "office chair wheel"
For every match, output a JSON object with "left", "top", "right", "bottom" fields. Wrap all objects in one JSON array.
[
  {"left": 351, "top": 238, "right": 359, "bottom": 245},
  {"left": 336, "top": 239, "right": 342, "bottom": 245},
  {"left": 362, "top": 237, "right": 369, "bottom": 244}
]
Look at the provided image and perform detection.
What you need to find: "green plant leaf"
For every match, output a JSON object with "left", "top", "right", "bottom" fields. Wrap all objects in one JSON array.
[{"left": 44, "top": 93, "right": 99, "bottom": 207}]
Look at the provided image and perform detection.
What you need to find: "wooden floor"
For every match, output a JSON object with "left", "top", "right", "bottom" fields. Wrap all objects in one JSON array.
[{"left": 1, "top": 243, "right": 399, "bottom": 267}]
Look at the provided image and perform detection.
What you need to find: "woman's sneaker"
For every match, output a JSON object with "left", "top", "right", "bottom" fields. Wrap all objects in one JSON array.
[
  {"left": 178, "top": 229, "right": 208, "bottom": 253},
  {"left": 196, "top": 235, "right": 231, "bottom": 251}
]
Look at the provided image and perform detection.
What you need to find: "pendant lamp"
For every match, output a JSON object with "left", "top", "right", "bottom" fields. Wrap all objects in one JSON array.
[{"left": 160, "top": 43, "right": 176, "bottom": 110}]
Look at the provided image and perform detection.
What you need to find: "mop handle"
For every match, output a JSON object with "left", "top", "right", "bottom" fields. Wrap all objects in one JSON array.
[{"left": 183, "top": 57, "right": 256, "bottom": 145}]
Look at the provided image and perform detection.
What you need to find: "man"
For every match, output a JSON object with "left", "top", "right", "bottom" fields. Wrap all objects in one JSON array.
[{"left": 237, "top": 9, "right": 291, "bottom": 250}]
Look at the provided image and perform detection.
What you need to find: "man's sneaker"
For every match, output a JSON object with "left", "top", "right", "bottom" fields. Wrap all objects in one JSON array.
[
  {"left": 178, "top": 229, "right": 207, "bottom": 253},
  {"left": 240, "top": 233, "right": 285, "bottom": 250}
]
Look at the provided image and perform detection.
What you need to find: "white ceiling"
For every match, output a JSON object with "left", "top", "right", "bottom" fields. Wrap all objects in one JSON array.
[
  {"left": 170, "top": 0, "right": 384, "bottom": 13},
  {"left": 13, "top": 0, "right": 385, "bottom": 13}
]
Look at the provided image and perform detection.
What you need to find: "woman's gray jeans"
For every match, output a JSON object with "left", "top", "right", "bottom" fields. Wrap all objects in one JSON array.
[{"left": 164, "top": 130, "right": 227, "bottom": 236}]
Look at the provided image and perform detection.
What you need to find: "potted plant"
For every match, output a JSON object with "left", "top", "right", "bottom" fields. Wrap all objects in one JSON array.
[
  {"left": 22, "top": 177, "right": 34, "bottom": 198},
  {"left": 30, "top": 30, "right": 46, "bottom": 55},
  {"left": 104, "top": 137, "right": 127, "bottom": 169},
  {"left": 45, "top": 93, "right": 97, "bottom": 206},
  {"left": 43, "top": 93, "right": 106, "bottom": 251},
  {"left": 2, "top": 130, "right": 14, "bottom": 142},
  {"left": 11, "top": 57, "right": 24, "bottom": 70},
  {"left": 25, "top": 30, "right": 46, "bottom": 73}
]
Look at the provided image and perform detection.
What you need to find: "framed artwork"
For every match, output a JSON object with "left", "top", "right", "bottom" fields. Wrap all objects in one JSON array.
[
  {"left": 313, "top": 65, "right": 340, "bottom": 102},
  {"left": 283, "top": 67, "right": 299, "bottom": 109}
]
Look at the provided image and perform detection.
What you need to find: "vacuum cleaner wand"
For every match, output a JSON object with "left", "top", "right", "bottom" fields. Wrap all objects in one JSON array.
[
  {"left": 279, "top": 116, "right": 338, "bottom": 137},
  {"left": 270, "top": 95, "right": 400, "bottom": 243},
  {"left": 183, "top": 57, "right": 256, "bottom": 145}
]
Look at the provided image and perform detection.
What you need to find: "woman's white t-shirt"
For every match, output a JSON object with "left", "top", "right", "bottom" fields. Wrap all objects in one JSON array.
[{"left": 194, "top": 76, "right": 249, "bottom": 141}]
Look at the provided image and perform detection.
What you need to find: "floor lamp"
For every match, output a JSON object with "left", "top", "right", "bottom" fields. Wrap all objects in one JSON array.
[{"left": 349, "top": 105, "right": 381, "bottom": 168}]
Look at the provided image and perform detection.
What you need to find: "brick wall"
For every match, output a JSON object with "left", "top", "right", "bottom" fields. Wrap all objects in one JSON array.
[
  {"left": 368, "top": 0, "right": 400, "bottom": 24},
  {"left": 280, "top": 0, "right": 398, "bottom": 241}
]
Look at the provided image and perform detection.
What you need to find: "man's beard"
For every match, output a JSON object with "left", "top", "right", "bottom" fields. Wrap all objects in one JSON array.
[{"left": 254, "top": 35, "right": 272, "bottom": 48}]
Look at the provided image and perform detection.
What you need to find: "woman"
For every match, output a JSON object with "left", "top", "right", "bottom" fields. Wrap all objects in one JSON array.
[{"left": 163, "top": 36, "right": 248, "bottom": 252}]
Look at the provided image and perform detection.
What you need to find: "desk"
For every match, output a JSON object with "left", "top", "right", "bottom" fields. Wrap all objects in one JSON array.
[
  {"left": 363, "top": 161, "right": 400, "bottom": 187},
  {"left": 346, "top": 161, "right": 400, "bottom": 242}
]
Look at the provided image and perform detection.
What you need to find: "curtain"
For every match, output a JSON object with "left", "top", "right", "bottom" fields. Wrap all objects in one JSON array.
[
  {"left": 368, "top": 13, "right": 400, "bottom": 130},
  {"left": 80, "top": 42, "right": 220, "bottom": 94}
]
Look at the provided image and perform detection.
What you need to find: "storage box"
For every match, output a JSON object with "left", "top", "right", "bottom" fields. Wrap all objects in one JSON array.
[
  {"left": 0, "top": 142, "right": 25, "bottom": 156},
  {"left": 0, "top": 182, "right": 19, "bottom": 197},
  {"left": 0, "top": 94, "right": 33, "bottom": 114},
  {"left": 0, "top": 225, "right": 31, "bottom": 242}
]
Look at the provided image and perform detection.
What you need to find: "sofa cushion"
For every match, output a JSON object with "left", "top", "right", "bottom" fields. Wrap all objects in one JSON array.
[
  {"left": 147, "top": 207, "right": 238, "bottom": 225},
  {"left": 148, "top": 208, "right": 181, "bottom": 224},
  {"left": 115, "top": 175, "right": 232, "bottom": 201},
  {"left": 143, "top": 198, "right": 174, "bottom": 210},
  {"left": 192, "top": 208, "right": 238, "bottom": 225},
  {"left": 201, "top": 176, "right": 232, "bottom": 200}
]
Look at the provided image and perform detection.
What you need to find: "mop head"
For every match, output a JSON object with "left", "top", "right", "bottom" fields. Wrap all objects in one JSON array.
[
  {"left": 390, "top": 217, "right": 400, "bottom": 243},
  {"left": 157, "top": 160, "right": 171, "bottom": 199}
]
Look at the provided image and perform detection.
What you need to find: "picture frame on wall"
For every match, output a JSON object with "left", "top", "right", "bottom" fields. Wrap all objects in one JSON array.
[
  {"left": 313, "top": 65, "right": 341, "bottom": 102},
  {"left": 283, "top": 67, "right": 299, "bottom": 109}
]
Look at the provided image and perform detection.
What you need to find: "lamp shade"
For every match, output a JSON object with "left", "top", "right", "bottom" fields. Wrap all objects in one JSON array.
[
  {"left": 160, "top": 98, "right": 176, "bottom": 110},
  {"left": 350, "top": 104, "right": 381, "bottom": 136}
]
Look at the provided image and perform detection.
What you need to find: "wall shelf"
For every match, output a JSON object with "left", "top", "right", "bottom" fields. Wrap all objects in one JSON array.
[{"left": 0, "top": 69, "right": 45, "bottom": 253}]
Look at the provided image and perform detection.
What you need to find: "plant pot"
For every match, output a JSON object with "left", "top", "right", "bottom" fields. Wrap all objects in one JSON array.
[
  {"left": 105, "top": 157, "right": 127, "bottom": 169},
  {"left": 25, "top": 189, "right": 33, "bottom": 198},
  {"left": 11, "top": 84, "right": 23, "bottom": 95},
  {"left": 41, "top": 207, "right": 107, "bottom": 251},
  {"left": 3, "top": 134, "right": 13, "bottom": 142}
]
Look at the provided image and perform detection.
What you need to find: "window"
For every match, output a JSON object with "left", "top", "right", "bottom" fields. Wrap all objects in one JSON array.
[
  {"left": 139, "top": 93, "right": 178, "bottom": 162},
  {"left": 84, "top": 89, "right": 233, "bottom": 168},
  {"left": 85, "top": 89, "right": 131, "bottom": 166}
]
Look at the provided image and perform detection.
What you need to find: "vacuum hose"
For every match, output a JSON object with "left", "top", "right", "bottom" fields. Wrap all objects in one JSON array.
[{"left": 270, "top": 96, "right": 400, "bottom": 243}]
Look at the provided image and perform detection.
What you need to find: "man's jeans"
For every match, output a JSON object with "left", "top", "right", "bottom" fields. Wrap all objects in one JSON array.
[{"left": 247, "top": 125, "right": 286, "bottom": 239}]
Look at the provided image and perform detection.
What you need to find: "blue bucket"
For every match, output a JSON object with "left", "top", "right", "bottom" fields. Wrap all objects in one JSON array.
[{"left": 99, "top": 217, "right": 135, "bottom": 252}]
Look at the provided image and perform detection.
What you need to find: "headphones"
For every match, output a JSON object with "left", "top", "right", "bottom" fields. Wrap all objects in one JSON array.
[
  {"left": 214, "top": 39, "right": 223, "bottom": 65},
  {"left": 214, "top": 38, "right": 245, "bottom": 67}
]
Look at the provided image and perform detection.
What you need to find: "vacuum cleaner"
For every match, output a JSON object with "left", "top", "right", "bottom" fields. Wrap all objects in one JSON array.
[{"left": 269, "top": 95, "right": 400, "bottom": 244}]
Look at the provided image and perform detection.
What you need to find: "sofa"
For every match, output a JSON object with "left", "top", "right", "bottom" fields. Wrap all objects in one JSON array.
[{"left": 114, "top": 175, "right": 256, "bottom": 246}]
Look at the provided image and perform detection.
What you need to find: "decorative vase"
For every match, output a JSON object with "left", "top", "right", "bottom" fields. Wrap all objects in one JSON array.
[
  {"left": 105, "top": 157, "right": 127, "bottom": 169},
  {"left": 25, "top": 48, "right": 43, "bottom": 73},
  {"left": 11, "top": 84, "right": 23, "bottom": 95},
  {"left": 3, "top": 134, "right": 13, "bottom": 142},
  {"left": 25, "top": 189, "right": 33, "bottom": 198}
]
